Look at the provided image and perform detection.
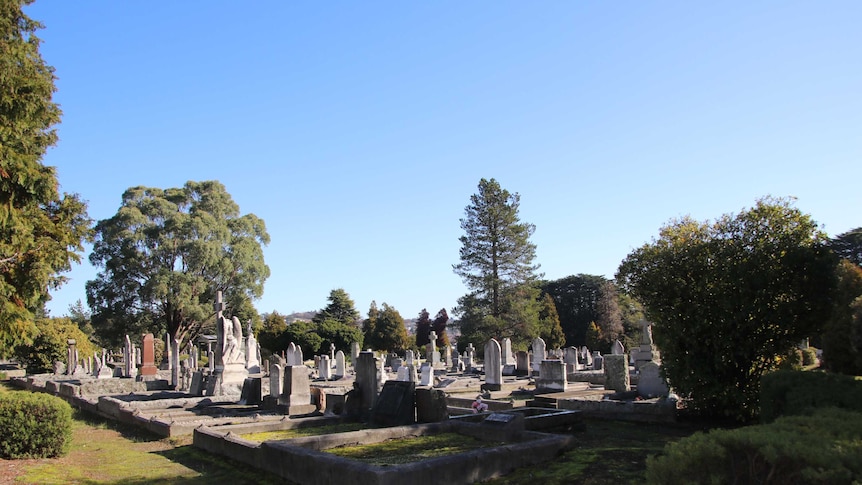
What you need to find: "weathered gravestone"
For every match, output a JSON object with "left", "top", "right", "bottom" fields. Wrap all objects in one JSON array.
[
  {"left": 636, "top": 361, "right": 669, "bottom": 398},
  {"left": 603, "top": 354, "right": 630, "bottom": 392},
  {"left": 531, "top": 337, "right": 546, "bottom": 373},
  {"left": 335, "top": 350, "right": 345, "bottom": 378},
  {"left": 483, "top": 338, "right": 503, "bottom": 391},
  {"left": 140, "top": 334, "right": 158, "bottom": 377},
  {"left": 564, "top": 346, "right": 580, "bottom": 373},
  {"left": 370, "top": 380, "right": 416, "bottom": 426},
  {"left": 536, "top": 359, "right": 568, "bottom": 393},
  {"left": 240, "top": 377, "right": 262, "bottom": 405},
  {"left": 415, "top": 387, "right": 449, "bottom": 423}
]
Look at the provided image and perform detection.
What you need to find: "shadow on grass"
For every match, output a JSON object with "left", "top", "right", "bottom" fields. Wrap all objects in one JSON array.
[{"left": 72, "top": 410, "right": 164, "bottom": 443}]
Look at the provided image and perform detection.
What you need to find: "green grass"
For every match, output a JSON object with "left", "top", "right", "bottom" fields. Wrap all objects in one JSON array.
[
  {"left": 326, "top": 432, "right": 502, "bottom": 465},
  {"left": 13, "top": 409, "right": 287, "bottom": 485},
  {"left": 482, "top": 419, "right": 702, "bottom": 484},
  {"left": 242, "top": 422, "right": 366, "bottom": 442}
]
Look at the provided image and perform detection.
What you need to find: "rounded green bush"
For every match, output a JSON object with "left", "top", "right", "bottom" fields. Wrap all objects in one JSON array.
[{"left": 0, "top": 391, "right": 73, "bottom": 459}]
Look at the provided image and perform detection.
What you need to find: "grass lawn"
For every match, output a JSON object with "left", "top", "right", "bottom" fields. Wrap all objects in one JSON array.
[
  {"left": 2, "top": 382, "right": 702, "bottom": 484},
  {"left": 242, "top": 422, "right": 366, "bottom": 442},
  {"left": 326, "top": 432, "right": 503, "bottom": 465}
]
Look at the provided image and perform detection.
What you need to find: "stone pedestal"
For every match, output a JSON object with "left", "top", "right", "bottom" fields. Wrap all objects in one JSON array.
[{"left": 535, "top": 359, "right": 568, "bottom": 393}]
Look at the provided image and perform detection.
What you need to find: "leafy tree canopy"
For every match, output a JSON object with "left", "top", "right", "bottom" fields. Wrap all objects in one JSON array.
[
  {"left": 366, "top": 303, "right": 407, "bottom": 353},
  {"left": 831, "top": 227, "right": 862, "bottom": 267},
  {"left": 14, "top": 316, "right": 96, "bottom": 374},
  {"left": 540, "top": 274, "right": 607, "bottom": 347},
  {"left": 86, "top": 180, "right": 269, "bottom": 349},
  {"left": 617, "top": 197, "right": 836, "bottom": 422},
  {"left": 0, "top": 1, "right": 92, "bottom": 356},
  {"left": 821, "top": 260, "right": 862, "bottom": 375},
  {"left": 313, "top": 288, "right": 359, "bottom": 326}
]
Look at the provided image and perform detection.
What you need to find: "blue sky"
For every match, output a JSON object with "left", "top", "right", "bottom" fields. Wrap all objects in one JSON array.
[{"left": 31, "top": 1, "right": 862, "bottom": 321}]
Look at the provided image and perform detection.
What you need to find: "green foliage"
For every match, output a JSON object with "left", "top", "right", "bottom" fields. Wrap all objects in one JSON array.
[
  {"left": 831, "top": 227, "right": 862, "bottom": 267},
  {"left": 822, "top": 260, "right": 862, "bottom": 375},
  {"left": 431, "top": 308, "right": 450, "bottom": 347},
  {"left": 14, "top": 317, "right": 96, "bottom": 374},
  {"left": 87, "top": 180, "right": 270, "bottom": 349},
  {"left": 258, "top": 310, "right": 288, "bottom": 353},
  {"left": 777, "top": 348, "right": 803, "bottom": 371},
  {"left": 584, "top": 321, "right": 601, "bottom": 351},
  {"left": 414, "top": 308, "right": 432, "bottom": 347},
  {"left": 362, "top": 301, "right": 380, "bottom": 350},
  {"left": 0, "top": 390, "right": 72, "bottom": 458},
  {"left": 453, "top": 178, "right": 541, "bottom": 349},
  {"left": 283, "top": 320, "right": 323, "bottom": 357},
  {"left": 646, "top": 408, "right": 862, "bottom": 485},
  {"left": 364, "top": 303, "right": 406, "bottom": 353},
  {"left": 595, "top": 280, "right": 623, "bottom": 350},
  {"left": 617, "top": 197, "right": 836, "bottom": 422},
  {"left": 313, "top": 288, "right": 359, "bottom": 326},
  {"left": 317, "top": 318, "right": 363, "bottom": 355},
  {"left": 0, "top": 1, "right": 92, "bottom": 356},
  {"left": 538, "top": 293, "right": 565, "bottom": 349},
  {"left": 540, "top": 274, "right": 607, "bottom": 347},
  {"left": 760, "top": 370, "right": 862, "bottom": 422}
]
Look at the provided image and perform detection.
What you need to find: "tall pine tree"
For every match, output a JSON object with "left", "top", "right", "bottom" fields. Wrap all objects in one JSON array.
[{"left": 453, "top": 178, "right": 541, "bottom": 349}]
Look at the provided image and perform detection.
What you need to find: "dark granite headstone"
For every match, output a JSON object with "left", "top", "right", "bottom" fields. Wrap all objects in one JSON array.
[
  {"left": 370, "top": 380, "right": 415, "bottom": 426},
  {"left": 239, "top": 377, "right": 262, "bottom": 405},
  {"left": 415, "top": 387, "right": 449, "bottom": 423},
  {"left": 189, "top": 371, "right": 204, "bottom": 396}
]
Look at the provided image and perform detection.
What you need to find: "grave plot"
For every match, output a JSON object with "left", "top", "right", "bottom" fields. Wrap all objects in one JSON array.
[{"left": 194, "top": 419, "right": 575, "bottom": 485}]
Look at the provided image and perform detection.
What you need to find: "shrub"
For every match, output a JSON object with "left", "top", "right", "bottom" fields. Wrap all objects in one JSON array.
[
  {"left": 14, "top": 317, "right": 97, "bottom": 374},
  {"left": 0, "top": 391, "right": 73, "bottom": 458},
  {"left": 761, "top": 370, "right": 862, "bottom": 422},
  {"left": 646, "top": 407, "right": 862, "bottom": 485}
]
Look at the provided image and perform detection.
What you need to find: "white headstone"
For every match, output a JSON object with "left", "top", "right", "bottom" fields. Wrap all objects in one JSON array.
[
  {"left": 531, "top": 337, "right": 546, "bottom": 372},
  {"left": 335, "top": 350, "right": 345, "bottom": 377},
  {"left": 484, "top": 338, "right": 503, "bottom": 391}
]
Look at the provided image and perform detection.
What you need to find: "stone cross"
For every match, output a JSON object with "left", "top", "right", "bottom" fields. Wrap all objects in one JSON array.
[{"left": 330, "top": 342, "right": 336, "bottom": 361}]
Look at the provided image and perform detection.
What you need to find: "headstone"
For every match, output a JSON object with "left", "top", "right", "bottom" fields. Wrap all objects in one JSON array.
[
  {"left": 53, "top": 361, "right": 65, "bottom": 375},
  {"left": 603, "top": 354, "right": 630, "bottom": 392},
  {"left": 635, "top": 320, "right": 660, "bottom": 369},
  {"left": 66, "top": 339, "right": 78, "bottom": 375},
  {"left": 239, "top": 377, "right": 263, "bottom": 405},
  {"left": 123, "top": 335, "right": 135, "bottom": 378},
  {"left": 581, "top": 346, "right": 593, "bottom": 367},
  {"left": 355, "top": 351, "right": 383, "bottom": 418},
  {"left": 536, "top": 359, "right": 568, "bottom": 393},
  {"left": 419, "top": 363, "right": 433, "bottom": 386},
  {"left": 370, "top": 380, "right": 416, "bottom": 426},
  {"left": 637, "top": 361, "right": 669, "bottom": 398},
  {"left": 502, "top": 338, "right": 515, "bottom": 366},
  {"left": 209, "top": 291, "right": 249, "bottom": 395},
  {"left": 396, "top": 366, "right": 410, "bottom": 381},
  {"left": 415, "top": 388, "right": 449, "bottom": 423},
  {"left": 97, "top": 349, "right": 113, "bottom": 379},
  {"left": 319, "top": 355, "right": 332, "bottom": 380},
  {"left": 515, "top": 351, "right": 530, "bottom": 376},
  {"left": 484, "top": 338, "right": 503, "bottom": 391},
  {"left": 189, "top": 371, "right": 204, "bottom": 396},
  {"left": 592, "top": 351, "right": 603, "bottom": 371},
  {"left": 280, "top": 365, "right": 312, "bottom": 411},
  {"left": 391, "top": 357, "right": 403, "bottom": 373},
  {"left": 286, "top": 342, "right": 299, "bottom": 366},
  {"left": 451, "top": 346, "right": 460, "bottom": 372},
  {"left": 335, "top": 350, "right": 345, "bottom": 378},
  {"left": 270, "top": 363, "right": 283, "bottom": 397},
  {"left": 330, "top": 342, "right": 336, "bottom": 361},
  {"left": 170, "top": 338, "right": 180, "bottom": 388},
  {"left": 405, "top": 349, "right": 415, "bottom": 366},
  {"left": 350, "top": 341, "right": 360, "bottom": 368},
  {"left": 140, "top": 334, "right": 158, "bottom": 376},
  {"left": 427, "top": 330, "right": 439, "bottom": 366},
  {"left": 465, "top": 343, "right": 475, "bottom": 368},
  {"left": 564, "top": 346, "right": 580, "bottom": 373},
  {"left": 246, "top": 322, "right": 261, "bottom": 373},
  {"left": 531, "top": 337, "right": 546, "bottom": 373},
  {"left": 611, "top": 340, "right": 625, "bottom": 355}
]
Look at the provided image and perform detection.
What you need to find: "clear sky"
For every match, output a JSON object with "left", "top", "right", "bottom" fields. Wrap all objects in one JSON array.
[{"left": 30, "top": 1, "right": 862, "bottom": 321}]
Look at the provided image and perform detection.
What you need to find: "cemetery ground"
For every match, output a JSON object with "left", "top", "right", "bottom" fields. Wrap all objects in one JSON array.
[{"left": 0, "top": 382, "right": 702, "bottom": 485}]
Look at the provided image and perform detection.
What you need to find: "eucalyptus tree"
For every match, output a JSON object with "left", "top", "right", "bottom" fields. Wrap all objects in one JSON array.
[{"left": 87, "top": 180, "right": 269, "bottom": 348}]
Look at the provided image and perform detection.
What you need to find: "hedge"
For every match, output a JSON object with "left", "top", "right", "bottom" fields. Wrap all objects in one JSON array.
[
  {"left": 0, "top": 391, "right": 73, "bottom": 459},
  {"left": 646, "top": 407, "right": 862, "bottom": 484},
  {"left": 760, "top": 370, "right": 862, "bottom": 422}
]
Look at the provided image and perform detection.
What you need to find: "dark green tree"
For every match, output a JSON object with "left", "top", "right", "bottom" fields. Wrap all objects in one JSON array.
[
  {"left": 538, "top": 293, "right": 565, "bottom": 349},
  {"left": 87, "top": 181, "right": 270, "bottom": 349},
  {"left": 313, "top": 288, "right": 360, "bottom": 326},
  {"left": 0, "top": 0, "right": 92, "bottom": 356},
  {"left": 540, "top": 274, "right": 606, "bottom": 347},
  {"left": 414, "top": 309, "right": 432, "bottom": 347},
  {"left": 283, "top": 320, "right": 323, "bottom": 358},
  {"left": 369, "top": 303, "right": 408, "bottom": 353},
  {"left": 617, "top": 197, "right": 836, "bottom": 422},
  {"left": 595, "top": 280, "right": 623, "bottom": 352},
  {"left": 431, "top": 308, "right": 450, "bottom": 347},
  {"left": 317, "top": 318, "right": 363, "bottom": 355},
  {"left": 821, "top": 260, "right": 862, "bottom": 375},
  {"left": 259, "top": 311, "right": 288, "bottom": 354},
  {"left": 362, "top": 301, "right": 379, "bottom": 350},
  {"left": 831, "top": 228, "right": 862, "bottom": 267},
  {"left": 453, "top": 178, "right": 541, "bottom": 349}
]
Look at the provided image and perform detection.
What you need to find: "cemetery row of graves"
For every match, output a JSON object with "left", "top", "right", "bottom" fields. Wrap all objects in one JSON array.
[{"left": 4, "top": 288, "right": 862, "bottom": 483}]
